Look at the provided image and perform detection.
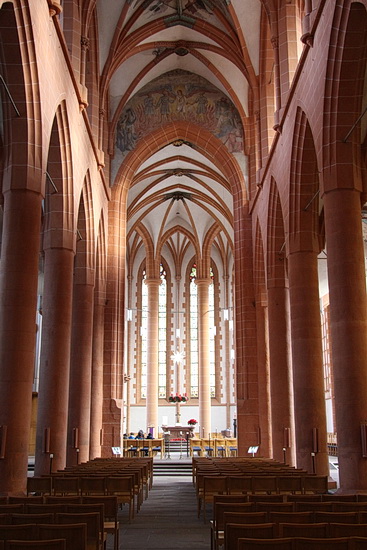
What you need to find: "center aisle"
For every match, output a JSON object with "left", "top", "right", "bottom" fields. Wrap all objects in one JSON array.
[{"left": 114, "top": 474, "right": 211, "bottom": 550}]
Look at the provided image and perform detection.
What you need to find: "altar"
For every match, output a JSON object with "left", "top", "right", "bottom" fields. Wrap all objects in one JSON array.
[{"left": 161, "top": 425, "right": 195, "bottom": 439}]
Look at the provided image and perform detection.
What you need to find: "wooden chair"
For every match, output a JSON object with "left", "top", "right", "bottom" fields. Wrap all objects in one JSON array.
[
  {"left": 329, "top": 523, "right": 367, "bottom": 537},
  {"left": 79, "top": 478, "right": 106, "bottom": 496},
  {"left": 268, "top": 511, "right": 314, "bottom": 525},
  {"left": 0, "top": 525, "right": 37, "bottom": 541},
  {"left": 255, "top": 502, "right": 294, "bottom": 514},
  {"left": 45, "top": 497, "right": 82, "bottom": 504},
  {"left": 56, "top": 512, "right": 101, "bottom": 550},
  {"left": 81, "top": 496, "right": 119, "bottom": 550},
  {"left": 293, "top": 537, "right": 349, "bottom": 549},
  {"left": 215, "top": 512, "right": 268, "bottom": 549},
  {"left": 52, "top": 477, "right": 80, "bottom": 496},
  {"left": 0, "top": 514, "right": 10, "bottom": 525},
  {"left": 105, "top": 476, "right": 134, "bottom": 522},
  {"left": 0, "top": 505, "right": 24, "bottom": 514},
  {"left": 213, "top": 495, "right": 249, "bottom": 507},
  {"left": 252, "top": 476, "right": 278, "bottom": 494},
  {"left": 8, "top": 497, "right": 44, "bottom": 505},
  {"left": 237, "top": 538, "right": 294, "bottom": 549},
  {"left": 25, "top": 504, "right": 67, "bottom": 515},
  {"left": 11, "top": 514, "right": 55, "bottom": 525},
  {"left": 302, "top": 476, "right": 328, "bottom": 494},
  {"left": 277, "top": 476, "right": 303, "bottom": 494},
  {"left": 249, "top": 494, "right": 284, "bottom": 503},
  {"left": 190, "top": 439, "right": 203, "bottom": 456},
  {"left": 224, "top": 523, "right": 276, "bottom": 550},
  {"left": 196, "top": 474, "right": 222, "bottom": 519},
  {"left": 26, "top": 477, "right": 52, "bottom": 496},
  {"left": 227, "top": 477, "right": 252, "bottom": 495},
  {"left": 286, "top": 495, "right": 322, "bottom": 503},
  {"left": 6, "top": 540, "right": 66, "bottom": 550},
  {"left": 322, "top": 494, "right": 357, "bottom": 502},
  {"left": 215, "top": 441, "right": 226, "bottom": 457},
  {"left": 349, "top": 538, "right": 367, "bottom": 549},
  {"left": 314, "top": 511, "right": 359, "bottom": 524},
  {"left": 38, "top": 523, "right": 87, "bottom": 550},
  {"left": 201, "top": 476, "right": 228, "bottom": 523},
  {"left": 295, "top": 501, "right": 333, "bottom": 512},
  {"left": 211, "top": 504, "right": 258, "bottom": 550},
  {"left": 332, "top": 502, "right": 367, "bottom": 512},
  {"left": 278, "top": 522, "right": 329, "bottom": 538}
]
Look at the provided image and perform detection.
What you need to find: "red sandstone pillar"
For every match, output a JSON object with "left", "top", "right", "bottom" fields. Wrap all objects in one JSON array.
[
  {"left": 35, "top": 246, "right": 75, "bottom": 475},
  {"left": 288, "top": 250, "right": 329, "bottom": 475},
  {"left": 256, "top": 300, "right": 272, "bottom": 458},
  {"left": 0, "top": 189, "right": 42, "bottom": 494},
  {"left": 323, "top": 188, "right": 367, "bottom": 490},
  {"left": 89, "top": 292, "right": 105, "bottom": 459},
  {"left": 196, "top": 278, "right": 212, "bottom": 437},
  {"left": 67, "top": 280, "right": 95, "bottom": 465},
  {"left": 267, "top": 285, "right": 296, "bottom": 465},
  {"left": 145, "top": 278, "right": 160, "bottom": 434}
]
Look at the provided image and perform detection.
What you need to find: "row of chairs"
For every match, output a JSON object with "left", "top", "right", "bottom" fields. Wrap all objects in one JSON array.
[
  {"left": 76, "top": 456, "right": 153, "bottom": 497},
  {"left": 0, "top": 497, "right": 119, "bottom": 550},
  {"left": 196, "top": 475, "right": 330, "bottom": 520},
  {"left": 27, "top": 476, "right": 135, "bottom": 521},
  {"left": 122, "top": 438, "right": 164, "bottom": 458},
  {"left": 0, "top": 540, "right": 66, "bottom": 549},
  {"left": 234, "top": 536, "right": 367, "bottom": 550},
  {"left": 210, "top": 496, "right": 367, "bottom": 550},
  {"left": 192, "top": 456, "right": 308, "bottom": 484},
  {"left": 190, "top": 438, "right": 238, "bottom": 457},
  {"left": 0, "top": 522, "right": 92, "bottom": 550}
]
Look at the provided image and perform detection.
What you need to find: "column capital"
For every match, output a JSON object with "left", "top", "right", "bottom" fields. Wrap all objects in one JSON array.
[
  {"left": 195, "top": 277, "right": 212, "bottom": 288},
  {"left": 144, "top": 277, "right": 161, "bottom": 287}
]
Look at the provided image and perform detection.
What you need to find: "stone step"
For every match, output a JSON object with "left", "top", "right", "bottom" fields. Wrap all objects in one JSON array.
[{"left": 153, "top": 461, "right": 192, "bottom": 477}]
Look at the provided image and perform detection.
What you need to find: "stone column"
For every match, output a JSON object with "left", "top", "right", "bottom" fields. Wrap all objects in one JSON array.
[
  {"left": 35, "top": 246, "right": 75, "bottom": 475},
  {"left": 89, "top": 291, "right": 105, "bottom": 459},
  {"left": 196, "top": 278, "right": 212, "bottom": 437},
  {"left": 0, "top": 188, "right": 42, "bottom": 494},
  {"left": 267, "top": 284, "right": 295, "bottom": 465},
  {"left": 255, "top": 299, "right": 272, "bottom": 458},
  {"left": 288, "top": 250, "right": 329, "bottom": 475},
  {"left": 323, "top": 188, "right": 367, "bottom": 490},
  {"left": 145, "top": 278, "right": 160, "bottom": 435},
  {"left": 67, "top": 277, "right": 95, "bottom": 466}
]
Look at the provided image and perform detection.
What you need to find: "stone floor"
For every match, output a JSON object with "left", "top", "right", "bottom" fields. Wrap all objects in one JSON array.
[{"left": 112, "top": 474, "right": 211, "bottom": 550}]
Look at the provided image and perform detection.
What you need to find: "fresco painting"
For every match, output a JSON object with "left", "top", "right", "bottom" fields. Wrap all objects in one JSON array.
[{"left": 115, "top": 70, "right": 244, "bottom": 157}]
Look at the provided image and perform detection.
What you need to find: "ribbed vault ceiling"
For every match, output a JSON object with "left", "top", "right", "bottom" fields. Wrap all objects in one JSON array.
[{"left": 96, "top": 0, "right": 261, "bottom": 269}]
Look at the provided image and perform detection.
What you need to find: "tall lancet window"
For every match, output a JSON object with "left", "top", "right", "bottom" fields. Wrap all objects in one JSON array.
[
  {"left": 140, "top": 266, "right": 167, "bottom": 399},
  {"left": 189, "top": 264, "right": 216, "bottom": 398},
  {"left": 189, "top": 264, "right": 198, "bottom": 397},
  {"left": 158, "top": 264, "right": 167, "bottom": 398},
  {"left": 209, "top": 267, "right": 216, "bottom": 397},
  {"left": 141, "top": 270, "right": 148, "bottom": 398}
]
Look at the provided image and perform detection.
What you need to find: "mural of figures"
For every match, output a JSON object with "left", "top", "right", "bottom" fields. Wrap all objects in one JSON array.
[
  {"left": 130, "top": 0, "right": 230, "bottom": 21},
  {"left": 116, "top": 107, "right": 137, "bottom": 153},
  {"left": 115, "top": 69, "right": 244, "bottom": 159}
]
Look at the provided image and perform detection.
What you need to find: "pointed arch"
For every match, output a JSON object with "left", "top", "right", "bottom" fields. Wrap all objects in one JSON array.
[
  {"left": 43, "top": 101, "right": 74, "bottom": 251},
  {"left": 323, "top": 1, "right": 367, "bottom": 190},
  {"left": 74, "top": 170, "right": 96, "bottom": 281},
  {"left": 267, "top": 177, "right": 287, "bottom": 285},
  {"left": 289, "top": 108, "right": 321, "bottom": 253}
]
